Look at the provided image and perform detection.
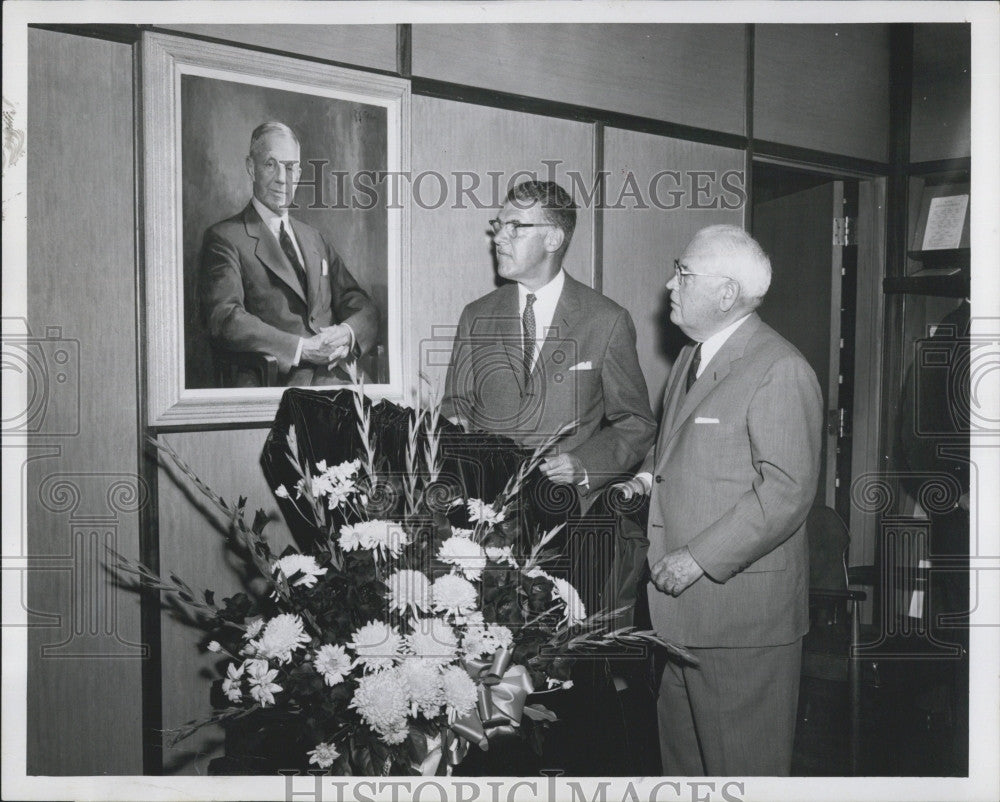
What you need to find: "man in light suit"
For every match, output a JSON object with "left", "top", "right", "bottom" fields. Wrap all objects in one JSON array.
[
  {"left": 442, "top": 180, "right": 656, "bottom": 498},
  {"left": 618, "top": 224, "right": 823, "bottom": 775},
  {"left": 200, "top": 121, "right": 378, "bottom": 387}
]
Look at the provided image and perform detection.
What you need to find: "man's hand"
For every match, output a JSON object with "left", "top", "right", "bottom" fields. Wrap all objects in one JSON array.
[
  {"left": 300, "top": 324, "right": 353, "bottom": 367},
  {"left": 539, "top": 453, "right": 585, "bottom": 485},
  {"left": 612, "top": 474, "right": 651, "bottom": 500},
  {"left": 650, "top": 547, "right": 704, "bottom": 596}
]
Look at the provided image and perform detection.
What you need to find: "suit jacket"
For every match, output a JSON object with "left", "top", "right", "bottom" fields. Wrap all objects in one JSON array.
[
  {"left": 644, "top": 313, "right": 823, "bottom": 647},
  {"left": 442, "top": 273, "right": 656, "bottom": 494},
  {"left": 199, "top": 203, "right": 379, "bottom": 386}
]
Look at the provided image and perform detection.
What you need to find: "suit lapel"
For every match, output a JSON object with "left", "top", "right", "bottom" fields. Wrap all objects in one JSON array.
[
  {"left": 660, "top": 314, "right": 762, "bottom": 450},
  {"left": 534, "top": 274, "right": 584, "bottom": 377},
  {"left": 492, "top": 285, "right": 525, "bottom": 393},
  {"left": 243, "top": 204, "right": 308, "bottom": 306}
]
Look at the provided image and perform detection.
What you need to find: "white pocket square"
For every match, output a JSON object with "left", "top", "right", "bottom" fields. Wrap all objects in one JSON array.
[
  {"left": 694, "top": 417, "right": 720, "bottom": 424},
  {"left": 569, "top": 361, "right": 592, "bottom": 371}
]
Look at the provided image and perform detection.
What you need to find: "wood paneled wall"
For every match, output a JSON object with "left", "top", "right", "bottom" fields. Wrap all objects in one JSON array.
[
  {"left": 910, "top": 23, "right": 971, "bottom": 162},
  {"left": 25, "top": 29, "right": 144, "bottom": 775},
  {"left": 602, "top": 129, "right": 745, "bottom": 408},
  {"left": 754, "top": 24, "right": 891, "bottom": 162},
  {"left": 156, "top": 429, "right": 297, "bottom": 775},
  {"left": 412, "top": 24, "right": 747, "bottom": 135},
  {"left": 159, "top": 24, "right": 398, "bottom": 73}
]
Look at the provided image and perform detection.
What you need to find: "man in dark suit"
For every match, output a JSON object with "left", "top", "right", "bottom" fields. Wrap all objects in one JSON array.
[
  {"left": 442, "top": 180, "right": 656, "bottom": 498},
  {"left": 618, "top": 224, "right": 823, "bottom": 775},
  {"left": 200, "top": 121, "right": 378, "bottom": 387}
]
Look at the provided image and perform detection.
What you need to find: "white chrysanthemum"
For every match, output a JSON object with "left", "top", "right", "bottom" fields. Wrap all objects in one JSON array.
[
  {"left": 382, "top": 726, "right": 409, "bottom": 745},
  {"left": 398, "top": 658, "right": 444, "bottom": 718},
  {"left": 272, "top": 554, "right": 328, "bottom": 589},
  {"left": 525, "top": 568, "right": 586, "bottom": 625},
  {"left": 485, "top": 545, "right": 518, "bottom": 567},
  {"left": 438, "top": 536, "right": 488, "bottom": 581},
  {"left": 466, "top": 499, "right": 505, "bottom": 525},
  {"left": 462, "top": 623, "right": 515, "bottom": 658},
  {"left": 432, "top": 574, "right": 478, "bottom": 618},
  {"left": 246, "top": 660, "right": 282, "bottom": 707},
  {"left": 207, "top": 640, "right": 222, "bottom": 652},
  {"left": 253, "top": 613, "right": 311, "bottom": 664},
  {"left": 274, "top": 484, "right": 290, "bottom": 499},
  {"left": 349, "top": 667, "right": 410, "bottom": 735},
  {"left": 550, "top": 575, "right": 587, "bottom": 625},
  {"left": 243, "top": 617, "right": 265, "bottom": 640},
  {"left": 386, "top": 570, "right": 432, "bottom": 616},
  {"left": 307, "top": 741, "right": 340, "bottom": 769},
  {"left": 440, "top": 665, "right": 477, "bottom": 721},
  {"left": 313, "top": 643, "right": 352, "bottom": 686},
  {"left": 221, "top": 662, "right": 243, "bottom": 702},
  {"left": 407, "top": 618, "right": 459, "bottom": 664},
  {"left": 339, "top": 520, "right": 409, "bottom": 559},
  {"left": 348, "top": 620, "right": 404, "bottom": 672}
]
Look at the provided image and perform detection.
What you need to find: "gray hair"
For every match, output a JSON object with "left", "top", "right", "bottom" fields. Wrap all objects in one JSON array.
[
  {"left": 249, "top": 121, "right": 300, "bottom": 158},
  {"left": 685, "top": 224, "right": 772, "bottom": 306}
]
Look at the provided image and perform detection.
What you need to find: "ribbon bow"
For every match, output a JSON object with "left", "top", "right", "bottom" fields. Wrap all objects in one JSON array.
[
  {"left": 411, "top": 647, "right": 536, "bottom": 775},
  {"left": 451, "top": 646, "right": 534, "bottom": 749}
]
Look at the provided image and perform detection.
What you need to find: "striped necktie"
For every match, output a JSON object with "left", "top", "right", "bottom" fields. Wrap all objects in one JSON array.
[{"left": 522, "top": 293, "right": 537, "bottom": 382}]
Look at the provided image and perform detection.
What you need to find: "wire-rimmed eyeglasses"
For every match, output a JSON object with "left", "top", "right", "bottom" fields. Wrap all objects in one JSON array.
[{"left": 673, "top": 259, "right": 737, "bottom": 285}]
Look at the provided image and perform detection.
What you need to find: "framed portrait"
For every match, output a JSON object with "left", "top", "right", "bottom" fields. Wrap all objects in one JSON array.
[{"left": 143, "top": 32, "right": 410, "bottom": 426}]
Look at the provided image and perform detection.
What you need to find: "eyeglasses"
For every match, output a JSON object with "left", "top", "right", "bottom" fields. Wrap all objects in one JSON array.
[
  {"left": 489, "top": 218, "right": 555, "bottom": 238},
  {"left": 673, "top": 259, "right": 737, "bottom": 285}
]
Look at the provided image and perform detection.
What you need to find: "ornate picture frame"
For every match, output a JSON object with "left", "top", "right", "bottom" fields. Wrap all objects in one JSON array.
[{"left": 143, "top": 32, "right": 410, "bottom": 425}]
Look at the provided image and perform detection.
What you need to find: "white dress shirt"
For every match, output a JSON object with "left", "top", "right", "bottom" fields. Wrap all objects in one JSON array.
[
  {"left": 695, "top": 313, "right": 752, "bottom": 379},
  {"left": 518, "top": 269, "right": 565, "bottom": 371},
  {"left": 251, "top": 197, "right": 353, "bottom": 367}
]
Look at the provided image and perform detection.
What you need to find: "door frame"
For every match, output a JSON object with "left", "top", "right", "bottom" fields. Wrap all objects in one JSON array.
[{"left": 750, "top": 155, "right": 888, "bottom": 573}]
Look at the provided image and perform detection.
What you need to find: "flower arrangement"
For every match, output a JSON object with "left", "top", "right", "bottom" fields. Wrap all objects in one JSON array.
[{"left": 116, "top": 380, "right": 690, "bottom": 776}]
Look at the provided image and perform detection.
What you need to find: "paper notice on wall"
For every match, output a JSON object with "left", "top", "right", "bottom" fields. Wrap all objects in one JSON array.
[{"left": 921, "top": 194, "right": 969, "bottom": 250}]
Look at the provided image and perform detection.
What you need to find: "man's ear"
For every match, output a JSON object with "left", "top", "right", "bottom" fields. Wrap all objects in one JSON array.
[
  {"left": 544, "top": 226, "right": 565, "bottom": 254},
  {"left": 718, "top": 279, "right": 740, "bottom": 313},
  {"left": 245, "top": 156, "right": 255, "bottom": 182}
]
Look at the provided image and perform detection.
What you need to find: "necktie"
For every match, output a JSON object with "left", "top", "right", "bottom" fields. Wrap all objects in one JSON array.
[
  {"left": 685, "top": 343, "right": 702, "bottom": 393},
  {"left": 522, "top": 293, "right": 537, "bottom": 382},
  {"left": 279, "top": 221, "right": 309, "bottom": 297}
]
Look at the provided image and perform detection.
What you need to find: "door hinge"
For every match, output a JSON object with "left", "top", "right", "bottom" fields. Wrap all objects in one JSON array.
[
  {"left": 827, "top": 408, "right": 850, "bottom": 439},
  {"left": 833, "top": 216, "right": 854, "bottom": 246}
]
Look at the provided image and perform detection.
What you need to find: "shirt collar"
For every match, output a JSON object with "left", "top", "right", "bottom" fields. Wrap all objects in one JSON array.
[
  {"left": 697, "top": 313, "right": 752, "bottom": 375},
  {"left": 251, "top": 196, "right": 288, "bottom": 236},
  {"left": 518, "top": 269, "right": 565, "bottom": 309}
]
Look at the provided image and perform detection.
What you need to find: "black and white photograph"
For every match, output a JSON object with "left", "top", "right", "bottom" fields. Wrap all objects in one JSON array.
[{"left": 2, "top": 3, "right": 998, "bottom": 802}]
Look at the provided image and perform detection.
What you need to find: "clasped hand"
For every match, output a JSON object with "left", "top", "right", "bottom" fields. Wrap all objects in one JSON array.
[{"left": 301, "top": 324, "right": 353, "bottom": 368}]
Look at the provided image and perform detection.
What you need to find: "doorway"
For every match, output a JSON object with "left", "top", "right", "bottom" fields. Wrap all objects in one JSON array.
[{"left": 751, "top": 161, "right": 860, "bottom": 522}]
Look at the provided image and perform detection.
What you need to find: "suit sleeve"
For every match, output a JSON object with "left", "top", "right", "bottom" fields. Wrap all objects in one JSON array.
[
  {"left": 325, "top": 243, "right": 379, "bottom": 357},
  {"left": 441, "top": 306, "right": 474, "bottom": 423},
  {"left": 686, "top": 353, "right": 823, "bottom": 582},
  {"left": 200, "top": 226, "right": 301, "bottom": 372},
  {"left": 570, "top": 308, "right": 657, "bottom": 491}
]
